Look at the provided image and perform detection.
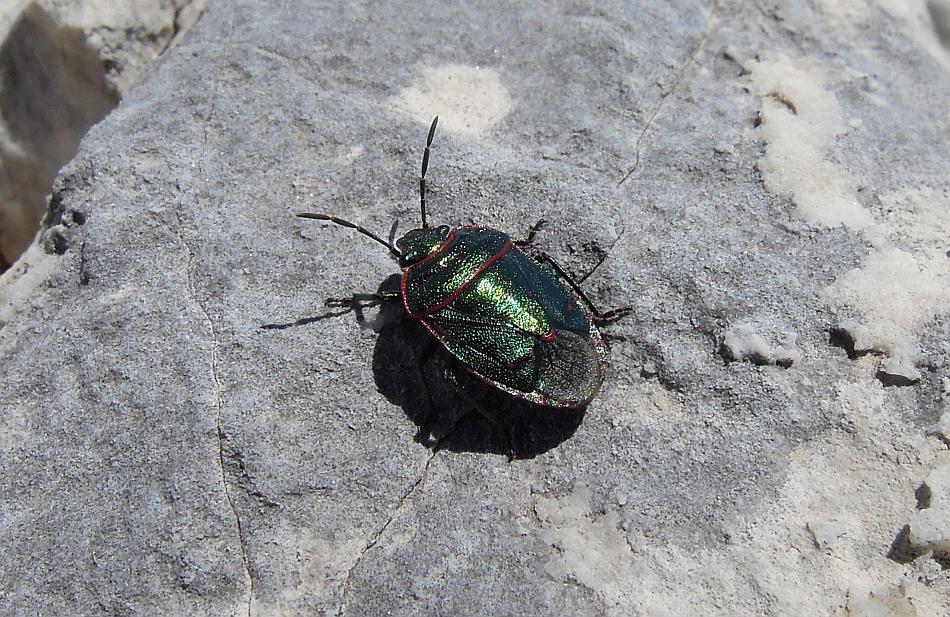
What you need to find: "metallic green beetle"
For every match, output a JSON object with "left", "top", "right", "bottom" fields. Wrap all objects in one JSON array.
[{"left": 299, "top": 118, "right": 629, "bottom": 408}]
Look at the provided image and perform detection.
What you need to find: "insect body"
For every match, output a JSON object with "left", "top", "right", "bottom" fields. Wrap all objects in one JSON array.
[{"left": 298, "top": 118, "right": 629, "bottom": 408}]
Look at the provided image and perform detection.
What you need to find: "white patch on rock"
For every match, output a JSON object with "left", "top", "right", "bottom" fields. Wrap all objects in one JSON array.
[
  {"left": 534, "top": 486, "right": 634, "bottom": 612},
  {"left": 807, "top": 519, "right": 849, "bottom": 547},
  {"left": 529, "top": 376, "right": 950, "bottom": 617},
  {"left": 247, "top": 521, "right": 346, "bottom": 616},
  {"left": 826, "top": 245, "right": 950, "bottom": 361},
  {"left": 392, "top": 64, "right": 513, "bottom": 136},
  {"left": 908, "top": 461, "right": 950, "bottom": 557},
  {"left": 597, "top": 379, "right": 686, "bottom": 430},
  {"left": 721, "top": 321, "right": 799, "bottom": 367},
  {"left": 745, "top": 52, "right": 874, "bottom": 230},
  {"left": 825, "top": 187, "right": 950, "bottom": 383}
]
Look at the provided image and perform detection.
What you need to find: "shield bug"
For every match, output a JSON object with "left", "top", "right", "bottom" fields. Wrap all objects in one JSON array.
[{"left": 298, "top": 117, "right": 630, "bottom": 408}]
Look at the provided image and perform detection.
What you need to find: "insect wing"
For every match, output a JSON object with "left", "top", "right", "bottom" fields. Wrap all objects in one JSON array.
[
  {"left": 500, "top": 249, "right": 606, "bottom": 405},
  {"left": 428, "top": 307, "right": 539, "bottom": 392},
  {"left": 402, "top": 228, "right": 508, "bottom": 315}
]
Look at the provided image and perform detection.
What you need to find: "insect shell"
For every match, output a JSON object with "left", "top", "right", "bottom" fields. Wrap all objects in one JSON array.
[{"left": 298, "top": 117, "right": 627, "bottom": 409}]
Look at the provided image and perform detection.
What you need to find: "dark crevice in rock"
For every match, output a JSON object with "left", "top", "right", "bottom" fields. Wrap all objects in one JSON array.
[
  {"left": 886, "top": 524, "right": 921, "bottom": 564},
  {"left": 77, "top": 237, "right": 89, "bottom": 286},
  {"left": 876, "top": 367, "right": 921, "bottom": 388},
  {"left": 829, "top": 325, "right": 875, "bottom": 360},
  {"left": 916, "top": 482, "right": 933, "bottom": 510}
]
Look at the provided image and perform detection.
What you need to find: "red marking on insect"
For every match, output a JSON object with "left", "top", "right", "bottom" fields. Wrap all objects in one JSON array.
[
  {"left": 504, "top": 360, "right": 517, "bottom": 369},
  {"left": 541, "top": 330, "right": 556, "bottom": 342},
  {"left": 565, "top": 302, "right": 574, "bottom": 313}
]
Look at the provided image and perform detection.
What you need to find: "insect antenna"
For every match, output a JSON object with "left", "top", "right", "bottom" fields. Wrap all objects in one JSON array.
[
  {"left": 419, "top": 116, "right": 439, "bottom": 229},
  {"left": 388, "top": 219, "right": 400, "bottom": 250},
  {"left": 297, "top": 213, "right": 401, "bottom": 260}
]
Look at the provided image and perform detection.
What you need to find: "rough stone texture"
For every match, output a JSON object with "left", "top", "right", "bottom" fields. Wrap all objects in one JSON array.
[{"left": 1, "top": 0, "right": 949, "bottom": 615}]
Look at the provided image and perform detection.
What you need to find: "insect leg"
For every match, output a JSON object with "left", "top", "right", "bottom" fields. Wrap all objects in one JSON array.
[
  {"left": 534, "top": 252, "right": 632, "bottom": 325},
  {"left": 443, "top": 375, "right": 520, "bottom": 460},
  {"left": 514, "top": 218, "right": 547, "bottom": 250},
  {"left": 419, "top": 116, "right": 439, "bottom": 229},
  {"left": 324, "top": 290, "right": 401, "bottom": 308},
  {"left": 415, "top": 342, "right": 484, "bottom": 453}
]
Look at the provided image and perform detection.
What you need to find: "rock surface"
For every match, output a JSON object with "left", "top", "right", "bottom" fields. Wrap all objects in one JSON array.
[{"left": 1, "top": 0, "right": 949, "bottom": 615}]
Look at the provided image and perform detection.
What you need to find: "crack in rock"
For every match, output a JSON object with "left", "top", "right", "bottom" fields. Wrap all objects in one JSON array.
[
  {"left": 617, "top": 0, "right": 722, "bottom": 187},
  {"left": 336, "top": 450, "right": 440, "bottom": 617},
  {"left": 77, "top": 236, "right": 89, "bottom": 286},
  {"left": 174, "top": 209, "right": 254, "bottom": 617},
  {"left": 578, "top": 226, "right": 626, "bottom": 285}
]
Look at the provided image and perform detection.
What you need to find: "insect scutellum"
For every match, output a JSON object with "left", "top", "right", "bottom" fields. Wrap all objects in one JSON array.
[{"left": 297, "top": 116, "right": 442, "bottom": 265}]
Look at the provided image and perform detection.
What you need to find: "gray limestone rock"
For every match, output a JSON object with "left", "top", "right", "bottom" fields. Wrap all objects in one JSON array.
[{"left": 2, "top": 0, "right": 949, "bottom": 616}]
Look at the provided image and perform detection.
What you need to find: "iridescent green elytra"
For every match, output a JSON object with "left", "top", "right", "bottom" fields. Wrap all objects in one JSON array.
[
  {"left": 398, "top": 224, "right": 610, "bottom": 407},
  {"left": 298, "top": 117, "right": 630, "bottom": 408}
]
